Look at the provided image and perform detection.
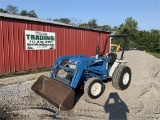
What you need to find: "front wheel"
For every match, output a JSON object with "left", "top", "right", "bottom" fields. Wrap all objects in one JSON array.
[
  {"left": 112, "top": 65, "right": 131, "bottom": 90},
  {"left": 84, "top": 77, "right": 105, "bottom": 99}
]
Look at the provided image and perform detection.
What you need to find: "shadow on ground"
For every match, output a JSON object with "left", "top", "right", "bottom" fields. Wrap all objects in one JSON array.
[{"left": 104, "top": 92, "right": 129, "bottom": 120}]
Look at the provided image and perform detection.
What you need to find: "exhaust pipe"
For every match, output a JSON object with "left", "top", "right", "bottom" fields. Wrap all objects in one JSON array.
[{"left": 95, "top": 33, "right": 100, "bottom": 59}]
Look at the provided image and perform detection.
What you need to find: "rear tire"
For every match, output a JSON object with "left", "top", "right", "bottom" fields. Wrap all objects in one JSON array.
[
  {"left": 112, "top": 65, "right": 131, "bottom": 90},
  {"left": 84, "top": 77, "right": 105, "bottom": 99}
]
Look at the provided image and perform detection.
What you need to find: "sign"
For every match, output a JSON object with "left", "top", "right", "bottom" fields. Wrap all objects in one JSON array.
[{"left": 25, "top": 30, "right": 56, "bottom": 50}]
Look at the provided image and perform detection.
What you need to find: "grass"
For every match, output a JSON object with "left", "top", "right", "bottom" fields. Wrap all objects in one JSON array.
[
  {"left": 0, "top": 67, "right": 51, "bottom": 79},
  {"left": 0, "top": 84, "right": 5, "bottom": 87},
  {"left": 148, "top": 52, "right": 160, "bottom": 59}
]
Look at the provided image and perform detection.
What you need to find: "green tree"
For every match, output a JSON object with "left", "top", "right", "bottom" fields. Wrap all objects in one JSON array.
[
  {"left": 20, "top": 10, "right": 28, "bottom": 16},
  {"left": 0, "top": 8, "right": 8, "bottom": 13},
  {"left": 98, "top": 25, "right": 112, "bottom": 32},
  {"left": 0, "top": 5, "right": 38, "bottom": 18},
  {"left": 118, "top": 17, "right": 138, "bottom": 37},
  {"left": 88, "top": 19, "right": 98, "bottom": 29},
  {"left": 150, "top": 29, "right": 160, "bottom": 52},
  {"left": 135, "top": 30, "right": 160, "bottom": 53},
  {"left": 54, "top": 18, "right": 71, "bottom": 24},
  {"left": 28, "top": 10, "right": 38, "bottom": 18},
  {"left": 112, "top": 17, "right": 139, "bottom": 48},
  {"left": 6, "top": 4, "right": 19, "bottom": 14},
  {"left": 79, "top": 23, "right": 89, "bottom": 28}
]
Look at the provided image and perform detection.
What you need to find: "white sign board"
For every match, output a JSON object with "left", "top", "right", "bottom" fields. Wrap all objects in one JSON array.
[{"left": 25, "top": 30, "right": 55, "bottom": 50}]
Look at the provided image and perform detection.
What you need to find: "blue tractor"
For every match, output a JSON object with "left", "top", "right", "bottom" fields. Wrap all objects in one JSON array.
[{"left": 31, "top": 35, "right": 131, "bottom": 111}]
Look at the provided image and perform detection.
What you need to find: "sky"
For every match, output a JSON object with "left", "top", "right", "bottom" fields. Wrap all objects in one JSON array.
[{"left": 0, "top": 0, "right": 160, "bottom": 30}]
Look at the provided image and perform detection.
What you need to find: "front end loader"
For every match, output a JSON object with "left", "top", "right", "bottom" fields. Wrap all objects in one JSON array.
[{"left": 31, "top": 35, "right": 131, "bottom": 111}]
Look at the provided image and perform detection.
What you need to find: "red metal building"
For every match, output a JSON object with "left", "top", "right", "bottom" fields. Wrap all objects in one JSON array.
[{"left": 0, "top": 13, "right": 111, "bottom": 74}]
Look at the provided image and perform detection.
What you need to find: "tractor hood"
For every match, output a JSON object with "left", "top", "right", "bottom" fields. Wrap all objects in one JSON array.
[{"left": 69, "top": 56, "right": 96, "bottom": 63}]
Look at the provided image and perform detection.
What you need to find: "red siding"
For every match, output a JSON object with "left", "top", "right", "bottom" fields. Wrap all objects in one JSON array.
[{"left": 0, "top": 18, "right": 110, "bottom": 74}]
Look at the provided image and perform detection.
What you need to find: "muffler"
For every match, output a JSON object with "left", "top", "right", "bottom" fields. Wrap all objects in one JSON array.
[{"left": 31, "top": 75, "right": 75, "bottom": 111}]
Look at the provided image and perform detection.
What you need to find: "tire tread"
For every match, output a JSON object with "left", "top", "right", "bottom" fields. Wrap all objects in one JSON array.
[{"left": 112, "top": 65, "right": 131, "bottom": 90}]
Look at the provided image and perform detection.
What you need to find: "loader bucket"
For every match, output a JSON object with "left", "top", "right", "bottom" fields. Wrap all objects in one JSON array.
[{"left": 31, "top": 75, "right": 75, "bottom": 111}]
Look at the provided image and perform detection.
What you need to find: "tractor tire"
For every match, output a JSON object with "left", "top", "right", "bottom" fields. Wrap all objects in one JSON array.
[
  {"left": 84, "top": 77, "right": 105, "bottom": 99},
  {"left": 112, "top": 65, "right": 131, "bottom": 90}
]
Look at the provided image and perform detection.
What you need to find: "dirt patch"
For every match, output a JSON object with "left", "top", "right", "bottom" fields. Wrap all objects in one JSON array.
[{"left": 0, "top": 67, "right": 50, "bottom": 79}]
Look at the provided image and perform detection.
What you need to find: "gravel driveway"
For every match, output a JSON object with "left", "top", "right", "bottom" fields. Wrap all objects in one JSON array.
[{"left": 0, "top": 50, "right": 160, "bottom": 120}]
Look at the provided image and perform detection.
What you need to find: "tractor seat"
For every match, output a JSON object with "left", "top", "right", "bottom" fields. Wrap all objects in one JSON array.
[{"left": 107, "top": 53, "right": 117, "bottom": 64}]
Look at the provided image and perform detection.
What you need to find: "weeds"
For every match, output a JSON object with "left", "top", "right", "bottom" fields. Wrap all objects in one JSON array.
[{"left": 0, "top": 67, "right": 51, "bottom": 79}]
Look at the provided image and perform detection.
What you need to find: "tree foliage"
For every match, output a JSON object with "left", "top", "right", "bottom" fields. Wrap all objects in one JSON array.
[
  {"left": 53, "top": 18, "right": 71, "bottom": 24},
  {"left": 88, "top": 19, "right": 98, "bottom": 29},
  {"left": 6, "top": 4, "right": 19, "bottom": 14},
  {"left": 98, "top": 25, "right": 112, "bottom": 32},
  {"left": 0, "top": 8, "right": 8, "bottom": 13},
  {"left": 112, "top": 17, "right": 159, "bottom": 53},
  {"left": 112, "top": 17, "right": 139, "bottom": 48},
  {"left": 20, "top": 10, "right": 28, "bottom": 16},
  {"left": 27, "top": 10, "right": 38, "bottom": 18},
  {"left": 0, "top": 5, "right": 38, "bottom": 18},
  {"left": 135, "top": 30, "right": 160, "bottom": 52},
  {"left": 79, "top": 23, "right": 89, "bottom": 28}
]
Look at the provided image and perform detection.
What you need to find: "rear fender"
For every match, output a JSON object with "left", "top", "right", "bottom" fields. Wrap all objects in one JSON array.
[{"left": 109, "top": 59, "right": 127, "bottom": 77}]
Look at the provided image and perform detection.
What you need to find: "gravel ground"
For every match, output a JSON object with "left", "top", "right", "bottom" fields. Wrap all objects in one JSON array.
[{"left": 0, "top": 50, "right": 160, "bottom": 120}]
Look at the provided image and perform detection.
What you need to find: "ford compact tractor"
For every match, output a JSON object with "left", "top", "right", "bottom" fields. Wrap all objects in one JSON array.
[{"left": 31, "top": 35, "right": 131, "bottom": 111}]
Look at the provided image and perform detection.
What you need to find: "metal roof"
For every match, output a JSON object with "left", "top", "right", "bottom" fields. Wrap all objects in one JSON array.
[
  {"left": 0, "top": 13, "right": 110, "bottom": 33},
  {"left": 0, "top": 13, "right": 74, "bottom": 26}
]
